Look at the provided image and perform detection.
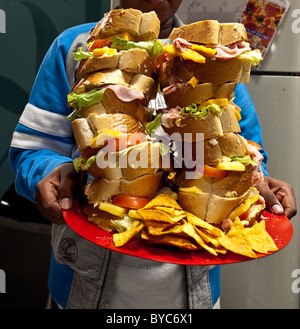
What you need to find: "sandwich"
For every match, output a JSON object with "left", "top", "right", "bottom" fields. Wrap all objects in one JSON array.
[
  {"left": 146, "top": 97, "right": 241, "bottom": 142},
  {"left": 158, "top": 20, "right": 262, "bottom": 90},
  {"left": 67, "top": 70, "right": 155, "bottom": 125},
  {"left": 176, "top": 134, "right": 265, "bottom": 226},
  {"left": 67, "top": 9, "right": 164, "bottom": 125},
  {"left": 73, "top": 9, "right": 162, "bottom": 81}
]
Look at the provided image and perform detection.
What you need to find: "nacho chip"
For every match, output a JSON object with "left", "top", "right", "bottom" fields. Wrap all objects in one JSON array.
[
  {"left": 137, "top": 209, "right": 184, "bottom": 224},
  {"left": 181, "top": 222, "right": 218, "bottom": 256},
  {"left": 194, "top": 225, "right": 225, "bottom": 250},
  {"left": 113, "top": 220, "right": 145, "bottom": 247},
  {"left": 145, "top": 220, "right": 184, "bottom": 236},
  {"left": 246, "top": 220, "right": 278, "bottom": 254},
  {"left": 186, "top": 212, "right": 224, "bottom": 237},
  {"left": 218, "top": 218, "right": 257, "bottom": 258},
  {"left": 141, "top": 229, "right": 198, "bottom": 250},
  {"left": 142, "top": 193, "right": 182, "bottom": 210}
]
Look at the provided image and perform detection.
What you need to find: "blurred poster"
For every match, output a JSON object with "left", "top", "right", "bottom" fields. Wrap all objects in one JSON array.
[{"left": 241, "top": 0, "right": 291, "bottom": 58}]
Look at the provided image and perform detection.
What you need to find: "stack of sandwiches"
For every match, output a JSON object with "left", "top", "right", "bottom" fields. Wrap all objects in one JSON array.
[
  {"left": 67, "top": 9, "right": 171, "bottom": 230},
  {"left": 68, "top": 10, "right": 265, "bottom": 232},
  {"left": 152, "top": 20, "right": 264, "bottom": 227}
]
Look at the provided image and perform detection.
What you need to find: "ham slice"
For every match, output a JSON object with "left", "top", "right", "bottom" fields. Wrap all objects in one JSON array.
[
  {"left": 161, "top": 106, "right": 181, "bottom": 128},
  {"left": 246, "top": 143, "right": 264, "bottom": 186},
  {"left": 212, "top": 42, "right": 251, "bottom": 60},
  {"left": 174, "top": 37, "right": 193, "bottom": 52},
  {"left": 106, "top": 85, "right": 146, "bottom": 103}
]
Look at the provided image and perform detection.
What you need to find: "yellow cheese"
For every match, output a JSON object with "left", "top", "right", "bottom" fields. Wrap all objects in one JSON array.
[
  {"left": 99, "top": 202, "right": 127, "bottom": 217},
  {"left": 191, "top": 44, "right": 217, "bottom": 57},
  {"left": 93, "top": 47, "right": 117, "bottom": 57},
  {"left": 128, "top": 210, "right": 142, "bottom": 219},
  {"left": 216, "top": 161, "right": 245, "bottom": 171},
  {"left": 187, "top": 77, "right": 199, "bottom": 88},
  {"left": 179, "top": 186, "right": 202, "bottom": 194},
  {"left": 234, "top": 110, "right": 242, "bottom": 121},
  {"left": 163, "top": 44, "right": 182, "bottom": 59},
  {"left": 91, "top": 130, "right": 123, "bottom": 148},
  {"left": 200, "top": 98, "right": 229, "bottom": 108},
  {"left": 228, "top": 193, "right": 260, "bottom": 219},
  {"left": 180, "top": 49, "right": 206, "bottom": 63}
]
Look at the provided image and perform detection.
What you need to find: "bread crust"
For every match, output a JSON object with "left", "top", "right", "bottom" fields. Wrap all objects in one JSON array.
[
  {"left": 88, "top": 9, "right": 160, "bottom": 43},
  {"left": 169, "top": 20, "right": 248, "bottom": 46}
]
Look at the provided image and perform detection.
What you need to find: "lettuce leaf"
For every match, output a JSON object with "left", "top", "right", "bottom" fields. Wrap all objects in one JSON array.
[
  {"left": 237, "top": 49, "right": 263, "bottom": 66},
  {"left": 180, "top": 103, "right": 222, "bottom": 119},
  {"left": 73, "top": 47, "right": 93, "bottom": 61},
  {"left": 67, "top": 88, "right": 106, "bottom": 120},
  {"left": 111, "top": 37, "right": 163, "bottom": 59},
  {"left": 110, "top": 216, "right": 136, "bottom": 233},
  {"left": 145, "top": 113, "right": 162, "bottom": 135},
  {"left": 73, "top": 155, "right": 96, "bottom": 172},
  {"left": 231, "top": 155, "right": 258, "bottom": 166}
]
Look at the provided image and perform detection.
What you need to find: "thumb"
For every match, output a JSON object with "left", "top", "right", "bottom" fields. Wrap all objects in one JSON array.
[{"left": 257, "top": 181, "right": 284, "bottom": 215}]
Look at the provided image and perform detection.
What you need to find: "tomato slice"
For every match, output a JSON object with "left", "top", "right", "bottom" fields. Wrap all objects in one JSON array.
[
  {"left": 88, "top": 40, "right": 112, "bottom": 51},
  {"left": 112, "top": 195, "right": 151, "bottom": 209},
  {"left": 247, "top": 140, "right": 262, "bottom": 150},
  {"left": 203, "top": 165, "right": 229, "bottom": 179},
  {"left": 104, "top": 133, "right": 147, "bottom": 152}
]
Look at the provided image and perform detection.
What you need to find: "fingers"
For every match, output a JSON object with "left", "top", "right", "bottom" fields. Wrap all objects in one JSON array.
[
  {"left": 58, "top": 164, "right": 83, "bottom": 210},
  {"left": 34, "top": 179, "right": 65, "bottom": 225},
  {"left": 258, "top": 176, "right": 297, "bottom": 220},
  {"left": 257, "top": 180, "right": 284, "bottom": 216},
  {"left": 34, "top": 163, "right": 83, "bottom": 224},
  {"left": 275, "top": 184, "right": 297, "bottom": 219}
]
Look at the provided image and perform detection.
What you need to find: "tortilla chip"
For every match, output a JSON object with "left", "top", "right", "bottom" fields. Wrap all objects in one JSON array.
[
  {"left": 181, "top": 222, "right": 218, "bottom": 256},
  {"left": 186, "top": 212, "right": 224, "bottom": 237},
  {"left": 145, "top": 220, "right": 184, "bottom": 236},
  {"left": 113, "top": 221, "right": 145, "bottom": 247},
  {"left": 142, "top": 193, "right": 182, "bottom": 210},
  {"left": 246, "top": 220, "right": 278, "bottom": 254},
  {"left": 137, "top": 209, "right": 184, "bottom": 224},
  {"left": 218, "top": 218, "right": 257, "bottom": 258},
  {"left": 141, "top": 229, "right": 198, "bottom": 250},
  {"left": 194, "top": 225, "right": 224, "bottom": 249}
]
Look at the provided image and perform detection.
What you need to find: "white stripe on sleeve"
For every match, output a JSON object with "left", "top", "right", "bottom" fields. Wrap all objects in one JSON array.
[
  {"left": 10, "top": 131, "right": 73, "bottom": 157},
  {"left": 19, "top": 103, "right": 73, "bottom": 138}
]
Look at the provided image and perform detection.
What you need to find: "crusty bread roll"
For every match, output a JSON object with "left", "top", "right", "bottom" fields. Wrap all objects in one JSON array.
[
  {"left": 86, "top": 113, "right": 145, "bottom": 136},
  {"left": 76, "top": 53, "right": 120, "bottom": 81},
  {"left": 118, "top": 49, "right": 156, "bottom": 77},
  {"left": 85, "top": 171, "right": 163, "bottom": 204},
  {"left": 88, "top": 9, "right": 143, "bottom": 42},
  {"left": 72, "top": 69, "right": 133, "bottom": 93},
  {"left": 88, "top": 9, "right": 160, "bottom": 43},
  {"left": 178, "top": 187, "right": 251, "bottom": 224},
  {"left": 71, "top": 113, "right": 146, "bottom": 152},
  {"left": 88, "top": 141, "right": 163, "bottom": 180},
  {"left": 169, "top": 20, "right": 248, "bottom": 46},
  {"left": 163, "top": 83, "right": 236, "bottom": 108},
  {"left": 162, "top": 104, "right": 241, "bottom": 142}
]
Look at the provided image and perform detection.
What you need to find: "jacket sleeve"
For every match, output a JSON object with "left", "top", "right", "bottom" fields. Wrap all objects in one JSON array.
[
  {"left": 9, "top": 25, "right": 92, "bottom": 202},
  {"left": 234, "top": 83, "right": 269, "bottom": 176}
]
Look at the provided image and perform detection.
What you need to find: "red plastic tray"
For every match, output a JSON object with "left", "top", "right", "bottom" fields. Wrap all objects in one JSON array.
[{"left": 63, "top": 200, "right": 293, "bottom": 265}]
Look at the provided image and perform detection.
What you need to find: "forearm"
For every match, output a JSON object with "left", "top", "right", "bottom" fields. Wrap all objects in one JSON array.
[{"left": 10, "top": 148, "right": 73, "bottom": 202}]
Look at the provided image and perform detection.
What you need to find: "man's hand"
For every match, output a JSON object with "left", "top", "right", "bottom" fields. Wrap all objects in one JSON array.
[
  {"left": 34, "top": 163, "right": 83, "bottom": 224},
  {"left": 256, "top": 176, "right": 297, "bottom": 219}
]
